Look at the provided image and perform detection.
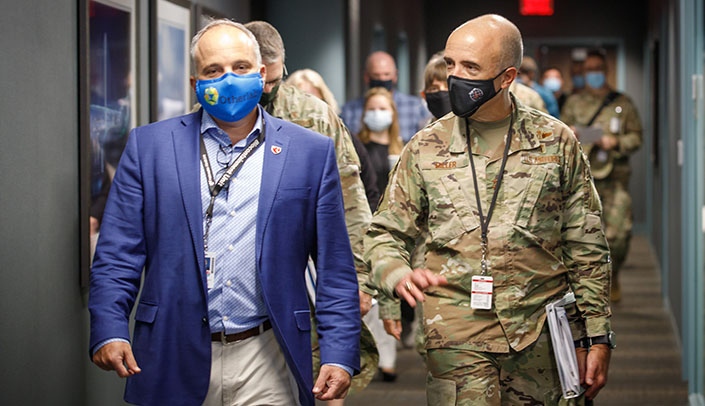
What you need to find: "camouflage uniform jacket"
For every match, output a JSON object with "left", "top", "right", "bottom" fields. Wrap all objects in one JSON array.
[
  {"left": 267, "top": 83, "right": 374, "bottom": 294},
  {"left": 561, "top": 90, "right": 642, "bottom": 184},
  {"left": 364, "top": 96, "right": 612, "bottom": 353}
]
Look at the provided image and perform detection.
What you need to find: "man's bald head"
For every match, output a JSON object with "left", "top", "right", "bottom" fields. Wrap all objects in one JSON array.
[
  {"left": 364, "top": 51, "right": 398, "bottom": 84},
  {"left": 448, "top": 14, "right": 523, "bottom": 72}
]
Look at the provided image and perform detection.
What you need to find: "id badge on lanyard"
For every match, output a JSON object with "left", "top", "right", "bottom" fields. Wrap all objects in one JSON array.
[{"left": 471, "top": 275, "right": 493, "bottom": 310}]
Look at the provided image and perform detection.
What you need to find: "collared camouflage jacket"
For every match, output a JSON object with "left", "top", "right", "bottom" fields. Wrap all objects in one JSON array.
[{"left": 365, "top": 95, "right": 611, "bottom": 352}]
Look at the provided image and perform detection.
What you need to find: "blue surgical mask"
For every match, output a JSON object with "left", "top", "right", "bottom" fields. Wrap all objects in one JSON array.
[
  {"left": 543, "top": 77, "right": 562, "bottom": 93},
  {"left": 572, "top": 75, "right": 585, "bottom": 89},
  {"left": 363, "top": 109, "right": 393, "bottom": 132},
  {"left": 585, "top": 72, "right": 605, "bottom": 90},
  {"left": 196, "top": 72, "right": 264, "bottom": 122}
]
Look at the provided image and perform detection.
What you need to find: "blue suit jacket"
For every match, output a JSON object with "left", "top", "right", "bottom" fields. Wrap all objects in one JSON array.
[{"left": 89, "top": 110, "right": 361, "bottom": 406}]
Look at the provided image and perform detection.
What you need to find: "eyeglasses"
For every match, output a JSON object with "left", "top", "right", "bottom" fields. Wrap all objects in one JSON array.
[
  {"left": 215, "top": 144, "right": 234, "bottom": 190},
  {"left": 216, "top": 144, "right": 234, "bottom": 167}
]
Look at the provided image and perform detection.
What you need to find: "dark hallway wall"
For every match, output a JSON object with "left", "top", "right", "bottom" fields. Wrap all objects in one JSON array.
[{"left": 0, "top": 1, "right": 86, "bottom": 405}]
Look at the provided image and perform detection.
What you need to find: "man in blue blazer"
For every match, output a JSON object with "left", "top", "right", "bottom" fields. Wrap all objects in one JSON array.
[{"left": 89, "top": 20, "right": 360, "bottom": 406}]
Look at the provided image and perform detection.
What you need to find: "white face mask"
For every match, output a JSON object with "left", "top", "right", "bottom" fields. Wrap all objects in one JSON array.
[{"left": 363, "top": 109, "right": 393, "bottom": 132}]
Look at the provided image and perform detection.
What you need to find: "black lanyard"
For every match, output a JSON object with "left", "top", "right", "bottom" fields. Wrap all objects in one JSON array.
[
  {"left": 464, "top": 111, "right": 514, "bottom": 275},
  {"left": 199, "top": 126, "right": 265, "bottom": 251}
]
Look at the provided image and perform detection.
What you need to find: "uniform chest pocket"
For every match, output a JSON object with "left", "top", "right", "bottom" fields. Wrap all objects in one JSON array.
[
  {"left": 512, "top": 162, "right": 562, "bottom": 233},
  {"left": 426, "top": 173, "right": 480, "bottom": 247}
]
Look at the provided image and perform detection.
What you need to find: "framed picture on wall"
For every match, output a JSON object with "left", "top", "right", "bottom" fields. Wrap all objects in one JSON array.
[
  {"left": 79, "top": 0, "right": 137, "bottom": 287},
  {"left": 151, "top": 0, "right": 193, "bottom": 121}
]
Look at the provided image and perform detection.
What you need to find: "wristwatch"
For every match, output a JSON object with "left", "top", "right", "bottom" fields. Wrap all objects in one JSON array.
[{"left": 574, "top": 331, "right": 616, "bottom": 349}]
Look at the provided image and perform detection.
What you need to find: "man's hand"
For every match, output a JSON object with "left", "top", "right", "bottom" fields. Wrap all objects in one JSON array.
[
  {"left": 395, "top": 268, "right": 448, "bottom": 307},
  {"left": 596, "top": 134, "right": 618, "bottom": 151},
  {"left": 312, "top": 364, "right": 352, "bottom": 401},
  {"left": 359, "top": 291, "right": 373, "bottom": 317},
  {"left": 580, "top": 344, "right": 611, "bottom": 400},
  {"left": 92, "top": 341, "right": 141, "bottom": 378},
  {"left": 383, "top": 319, "right": 402, "bottom": 340}
]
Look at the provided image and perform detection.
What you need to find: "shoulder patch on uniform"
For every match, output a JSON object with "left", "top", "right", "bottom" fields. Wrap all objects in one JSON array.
[{"left": 520, "top": 154, "right": 560, "bottom": 165}]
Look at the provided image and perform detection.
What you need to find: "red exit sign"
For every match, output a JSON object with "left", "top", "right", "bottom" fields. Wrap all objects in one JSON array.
[{"left": 520, "top": 0, "right": 555, "bottom": 16}]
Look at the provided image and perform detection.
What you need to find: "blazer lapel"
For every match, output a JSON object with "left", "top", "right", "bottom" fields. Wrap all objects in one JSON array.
[
  {"left": 256, "top": 113, "right": 290, "bottom": 263},
  {"left": 172, "top": 113, "right": 206, "bottom": 280}
]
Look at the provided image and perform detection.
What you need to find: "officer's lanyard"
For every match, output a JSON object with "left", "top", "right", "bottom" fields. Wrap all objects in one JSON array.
[
  {"left": 199, "top": 126, "right": 265, "bottom": 251},
  {"left": 464, "top": 110, "right": 514, "bottom": 275}
]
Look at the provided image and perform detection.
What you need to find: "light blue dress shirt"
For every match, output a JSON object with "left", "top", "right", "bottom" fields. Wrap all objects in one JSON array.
[{"left": 199, "top": 109, "right": 268, "bottom": 335}]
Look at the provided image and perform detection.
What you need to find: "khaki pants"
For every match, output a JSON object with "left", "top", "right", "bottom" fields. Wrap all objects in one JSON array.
[{"left": 203, "top": 329, "right": 300, "bottom": 406}]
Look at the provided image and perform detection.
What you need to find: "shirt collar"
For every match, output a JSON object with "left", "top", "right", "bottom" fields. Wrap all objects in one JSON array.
[
  {"left": 200, "top": 105, "right": 264, "bottom": 147},
  {"left": 449, "top": 93, "right": 542, "bottom": 154}
]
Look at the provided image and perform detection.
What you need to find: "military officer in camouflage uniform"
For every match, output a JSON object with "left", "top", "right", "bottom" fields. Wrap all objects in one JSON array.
[
  {"left": 364, "top": 14, "right": 612, "bottom": 405},
  {"left": 244, "top": 21, "right": 378, "bottom": 399},
  {"left": 561, "top": 50, "right": 642, "bottom": 302}
]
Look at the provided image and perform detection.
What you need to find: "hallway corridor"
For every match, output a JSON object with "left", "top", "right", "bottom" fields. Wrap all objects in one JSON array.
[{"left": 344, "top": 235, "right": 689, "bottom": 405}]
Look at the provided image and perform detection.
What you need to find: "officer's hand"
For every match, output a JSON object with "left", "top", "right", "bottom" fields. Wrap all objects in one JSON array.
[
  {"left": 92, "top": 341, "right": 141, "bottom": 378},
  {"left": 597, "top": 134, "right": 618, "bottom": 150},
  {"left": 583, "top": 344, "right": 611, "bottom": 400},
  {"left": 359, "top": 291, "right": 373, "bottom": 317},
  {"left": 313, "top": 364, "right": 352, "bottom": 400},
  {"left": 395, "top": 268, "right": 448, "bottom": 308},
  {"left": 383, "top": 319, "right": 402, "bottom": 340}
]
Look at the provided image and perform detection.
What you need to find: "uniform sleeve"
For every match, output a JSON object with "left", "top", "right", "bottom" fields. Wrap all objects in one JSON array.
[
  {"left": 364, "top": 140, "right": 426, "bottom": 299},
  {"left": 560, "top": 129, "right": 612, "bottom": 337}
]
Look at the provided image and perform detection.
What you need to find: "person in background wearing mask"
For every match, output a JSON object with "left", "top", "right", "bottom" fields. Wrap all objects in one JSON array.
[
  {"left": 570, "top": 59, "right": 586, "bottom": 95},
  {"left": 421, "top": 52, "right": 452, "bottom": 121},
  {"left": 89, "top": 19, "right": 360, "bottom": 406},
  {"left": 341, "top": 51, "right": 431, "bottom": 143},
  {"left": 357, "top": 87, "right": 404, "bottom": 382},
  {"left": 518, "top": 55, "right": 560, "bottom": 118},
  {"left": 561, "top": 49, "right": 643, "bottom": 303},
  {"left": 244, "top": 21, "right": 380, "bottom": 403},
  {"left": 542, "top": 66, "right": 568, "bottom": 111},
  {"left": 365, "top": 14, "right": 613, "bottom": 404}
]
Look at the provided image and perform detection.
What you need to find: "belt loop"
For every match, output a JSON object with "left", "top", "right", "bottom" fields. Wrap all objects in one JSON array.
[
  {"left": 258, "top": 322, "right": 265, "bottom": 334},
  {"left": 221, "top": 332, "right": 227, "bottom": 345}
]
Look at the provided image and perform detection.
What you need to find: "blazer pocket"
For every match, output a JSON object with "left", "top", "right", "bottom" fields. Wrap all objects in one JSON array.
[
  {"left": 294, "top": 310, "right": 311, "bottom": 331},
  {"left": 134, "top": 302, "right": 158, "bottom": 324},
  {"left": 276, "top": 187, "right": 311, "bottom": 201}
]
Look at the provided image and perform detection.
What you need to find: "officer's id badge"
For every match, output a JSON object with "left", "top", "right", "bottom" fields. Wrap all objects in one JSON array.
[
  {"left": 205, "top": 252, "right": 216, "bottom": 290},
  {"left": 471, "top": 275, "right": 493, "bottom": 310}
]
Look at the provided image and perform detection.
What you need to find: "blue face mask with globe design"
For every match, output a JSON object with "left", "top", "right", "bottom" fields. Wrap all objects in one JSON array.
[{"left": 196, "top": 72, "right": 264, "bottom": 122}]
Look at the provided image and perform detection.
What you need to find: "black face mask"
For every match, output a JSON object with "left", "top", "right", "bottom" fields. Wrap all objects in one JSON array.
[
  {"left": 258, "top": 82, "right": 280, "bottom": 108},
  {"left": 447, "top": 69, "right": 508, "bottom": 118},
  {"left": 369, "top": 79, "right": 394, "bottom": 92},
  {"left": 425, "top": 90, "right": 452, "bottom": 119}
]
